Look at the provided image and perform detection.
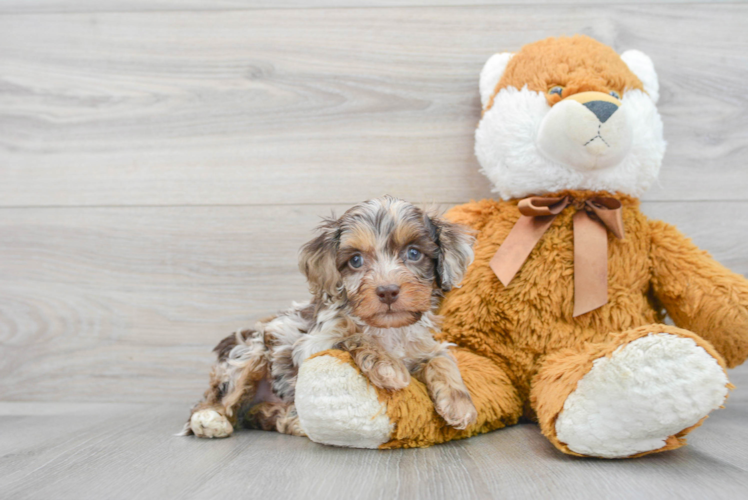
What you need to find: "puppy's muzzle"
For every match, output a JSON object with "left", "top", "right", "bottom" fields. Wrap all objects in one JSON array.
[{"left": 376, "top": 285, "right": 400, "bottom": 305}]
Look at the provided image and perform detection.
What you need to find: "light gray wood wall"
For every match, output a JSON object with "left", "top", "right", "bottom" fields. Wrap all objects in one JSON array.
[{"left": 1, "top": 1, "right": 747, "bottom": 403}]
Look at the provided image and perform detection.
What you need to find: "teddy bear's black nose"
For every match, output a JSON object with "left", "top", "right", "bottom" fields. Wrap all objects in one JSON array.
[{"left": 583, "top": 100, "right": 619, "bottom": 123}]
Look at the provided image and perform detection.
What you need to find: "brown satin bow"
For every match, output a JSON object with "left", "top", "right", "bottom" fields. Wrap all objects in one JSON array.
[{"left": 489, "top": 196, "right": 625, "bottom": 317}]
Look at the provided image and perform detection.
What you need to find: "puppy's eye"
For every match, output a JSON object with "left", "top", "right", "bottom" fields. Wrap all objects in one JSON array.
[
  {"left": 349, "top": 254, "right": 364, "bottom": 269},
  {"left": 548, "top": 86, "right": 564, "bottom": 96},
  {"left": 407, "top": 248, "right": 422, "bottom": 261},
  {"left": 609, "top": 90, "right": 621, "bottom": 99}
]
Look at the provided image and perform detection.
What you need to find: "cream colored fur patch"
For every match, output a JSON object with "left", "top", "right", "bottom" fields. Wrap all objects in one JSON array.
[
  {"left": 295, "top": 355, "right": 393, "bottom": 449},
  {"left": 555, "top": 333, "right": 729, "bottom": 458}
]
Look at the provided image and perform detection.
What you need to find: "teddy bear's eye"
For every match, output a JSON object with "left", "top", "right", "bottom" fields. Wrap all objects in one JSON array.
[
  {"left": 609, "top": 90, "right": 621, "bottom": 99},
  {"left": 548, "top": 86, "right": 564, "bottom": 96}
]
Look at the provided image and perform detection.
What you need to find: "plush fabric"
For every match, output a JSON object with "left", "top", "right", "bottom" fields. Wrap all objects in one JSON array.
[
  {"left": 295, "top": 351, "right": 394, "bottom": 448},
  {"left": 293, "top": 35, "right": 748, "bottom": 458},
  {"left": 483, "top": 35, "right": 644, "bottom": 113},
  {"left": 475, "top": 37, "right": 666, "bottom": 201}
]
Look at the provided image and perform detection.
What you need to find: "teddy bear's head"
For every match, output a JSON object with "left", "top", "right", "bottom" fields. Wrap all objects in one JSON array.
[{"left": 475, "top": 35, "right": 665, "bottom": 200}]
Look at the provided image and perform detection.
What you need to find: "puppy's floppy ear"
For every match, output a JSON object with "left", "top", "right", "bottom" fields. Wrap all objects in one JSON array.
[
  {"left": 425, "top": 214, "right": 475, "bottom": 292},
  {"left": 298, "top": 217, "right": 342, "bottom": 299}
]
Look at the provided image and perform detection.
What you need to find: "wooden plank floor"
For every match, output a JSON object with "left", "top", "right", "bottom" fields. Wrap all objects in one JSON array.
[
  {"left": 1, "top": 1, "right": 748, "bottom": 498},
  {"left": 1, "top": 366, "right": 747, "bottom": 500}
]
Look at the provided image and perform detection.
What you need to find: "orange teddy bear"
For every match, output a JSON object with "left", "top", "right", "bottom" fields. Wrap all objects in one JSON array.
[{"left": 293, "top": 35, "right": 748, "bottom": 458}]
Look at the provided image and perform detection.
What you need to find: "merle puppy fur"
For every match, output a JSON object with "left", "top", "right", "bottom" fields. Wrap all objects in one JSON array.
[{"left": 182, "top": 196, "right": 476, "bottom": 439}]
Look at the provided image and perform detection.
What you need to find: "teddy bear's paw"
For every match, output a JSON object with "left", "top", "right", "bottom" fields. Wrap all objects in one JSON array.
[
  {"left": 435, "top": 390, "right": 478, "bottom": 430},
  {"left": 295, "top": 354, "right": 394, "bottom": 448},
  {"left": 555, "top": 333, "right": 729, "bottom": 458},
  {"left": 189, "top": 409, "right": 234, "bottom": 438}
]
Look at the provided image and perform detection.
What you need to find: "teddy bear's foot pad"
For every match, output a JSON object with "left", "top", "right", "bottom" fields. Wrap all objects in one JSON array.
[
  {"left": 555, "top": 333, "right": 729, "bottom": 458},
  {"left": 295, "top": 354, "right": 393, "bottom": 448}
]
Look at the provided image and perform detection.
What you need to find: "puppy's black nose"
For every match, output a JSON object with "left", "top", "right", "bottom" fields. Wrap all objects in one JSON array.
[
  {"left": 583, "top": 100, "right": 618, "bottom": 123},
  {"left": 376, "top": 285, "right": 400, "bottom": 305}
]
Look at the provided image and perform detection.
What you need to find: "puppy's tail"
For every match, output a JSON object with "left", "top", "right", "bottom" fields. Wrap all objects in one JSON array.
[{"left": 175, "top": 420, "right": 194, "bottom": 437}]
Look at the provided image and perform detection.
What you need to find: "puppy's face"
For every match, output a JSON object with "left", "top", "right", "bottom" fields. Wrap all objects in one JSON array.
[
  {"left": 336, "top": 203, "right": 439, "bottom": 328},
  {"left": 299, "top": 197, "right": 474, "bottom": 329}
]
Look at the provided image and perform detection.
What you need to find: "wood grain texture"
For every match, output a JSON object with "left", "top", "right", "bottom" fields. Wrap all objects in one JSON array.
[
  {"left": 1, "top": 4, "right": 747, "bottom": 207},
  {"left": 0, "top": 375, "right": 746, "bottom": 500},
  {"left": 0, "top": 0, "right": 739, "bottom": 15},
  {"left": 0, "top": 201, "right": 745, "bottom": 403}
]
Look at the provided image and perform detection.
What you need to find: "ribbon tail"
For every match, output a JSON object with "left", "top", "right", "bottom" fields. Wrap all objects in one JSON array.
[
  {"left": 490, "top": 214, "right": 556, "bottom": 286},
  {"left": 572, "top": 211, "right": 609, "bottom": 317},
  {"left": 587, "top": 198, "right": 625, "bottom": 240}
]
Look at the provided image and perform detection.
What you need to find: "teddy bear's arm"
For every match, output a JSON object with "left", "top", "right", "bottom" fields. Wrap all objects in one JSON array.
[{"left": 649, "top": 219, "right": 748, "bottom": 368}]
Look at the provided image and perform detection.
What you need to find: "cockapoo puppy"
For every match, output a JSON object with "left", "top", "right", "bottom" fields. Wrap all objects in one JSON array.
[{"left": 182, "top": 196, "right": 477, "bottom": 439}]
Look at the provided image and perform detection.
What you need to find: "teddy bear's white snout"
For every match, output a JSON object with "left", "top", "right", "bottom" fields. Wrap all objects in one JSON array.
[{"left": 537, "top": 92, "right": 633, "bottom": 172}]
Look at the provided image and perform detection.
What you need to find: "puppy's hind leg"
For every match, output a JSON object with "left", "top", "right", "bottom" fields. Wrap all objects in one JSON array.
[
  {"left": 246, "top": 402, "right": 306, "bottom": 437},
  {"left": 183, "top": 326, "right": 270, "bottom": 438}
]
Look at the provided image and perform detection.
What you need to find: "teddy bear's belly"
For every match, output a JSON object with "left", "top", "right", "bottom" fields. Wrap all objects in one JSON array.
[{"left": 439, "top": 212, "right": 662, "bottom": 375}]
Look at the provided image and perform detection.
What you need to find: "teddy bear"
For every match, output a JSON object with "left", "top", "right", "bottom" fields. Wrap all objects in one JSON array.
[{"left": 292, "top": 35, "right": 748, "bottom": 458}]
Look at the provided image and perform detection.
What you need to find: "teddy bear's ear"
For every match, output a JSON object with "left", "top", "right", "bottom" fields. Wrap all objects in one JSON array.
[
  {"left": 479, "top": 52, "right": 514, "bottom": 108},
  {"left": 621, "top": 50, "right": 660, "bottom": 104}
]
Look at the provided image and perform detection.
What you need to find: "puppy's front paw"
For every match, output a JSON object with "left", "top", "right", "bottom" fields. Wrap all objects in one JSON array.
[
  {"left": 366, "top": 359, "right": 411, "bottom": 391},
  {"left": 190, "top": 409, "right": 234, "bottom": 438},
  {"left": 435, "top": 390, "right": 478, "bottom": 430}
]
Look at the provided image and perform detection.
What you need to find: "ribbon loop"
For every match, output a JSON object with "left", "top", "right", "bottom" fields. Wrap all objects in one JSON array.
[
  {"left": 518, "top": 196, "right": 569, "bottom": 217},
  {"left": 585, "top": 198, "right": 625, "bottom": 240},
  {"left": 490, "top": 195, "right": 626, "bottom": 317}
]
